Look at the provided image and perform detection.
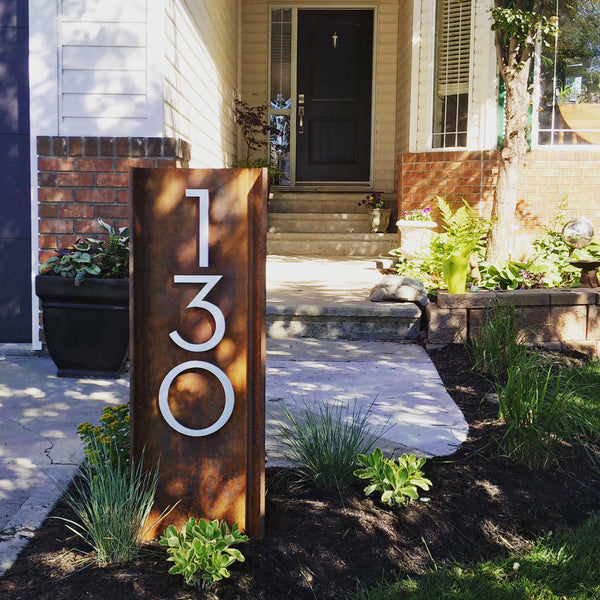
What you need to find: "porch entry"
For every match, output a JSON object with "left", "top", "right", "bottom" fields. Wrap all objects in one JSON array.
[
  {"left": 296, "top": 10, "right": 373, "bottom": 183},
  {"left": 269, "top": 8, "right": 374, "bottom": 185}
]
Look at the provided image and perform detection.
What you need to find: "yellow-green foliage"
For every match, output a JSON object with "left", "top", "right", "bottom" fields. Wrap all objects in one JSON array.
[{"left": 78, "top": 404, "right": 129, "bottom": 466}]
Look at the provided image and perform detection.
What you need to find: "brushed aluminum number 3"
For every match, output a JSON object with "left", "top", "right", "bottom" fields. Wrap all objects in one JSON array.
[{"left": 158, "top": 188, "right": 235, "bottom": 437}]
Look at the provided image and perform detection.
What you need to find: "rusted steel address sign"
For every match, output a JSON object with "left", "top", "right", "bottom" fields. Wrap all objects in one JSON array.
[{"left": 131, "top": 168, "right": 266, "bottom": 538}]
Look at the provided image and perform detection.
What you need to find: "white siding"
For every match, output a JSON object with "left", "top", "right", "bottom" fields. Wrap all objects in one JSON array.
[
  {"left": 412, "top": 0, "right": 497, "bottom": 152},
  {"left": 58, "top": 0, "right": 163, "bottom": 135},
  {"left": 163, "top": 0, "right": 238, "bottom": 168},
  {"left": 396, "top": 1, "right": 413, "bottom": 153},
  {"left": 241, "top": 1, "right": 399, "bottom": 193}
]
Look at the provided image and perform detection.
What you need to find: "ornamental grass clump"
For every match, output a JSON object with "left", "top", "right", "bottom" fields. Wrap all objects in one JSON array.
[
  {"left": 465, "top": 301, "right": 529, "bottom": 383},
  {"left": 58, "top": 441, "right": 160, "bottom": 566},
  {"left": 275, "top": 399, "right": 384, "bottom": 490},
  {"left": 498, "top": 353, "right": 600, "bottom": 470}
]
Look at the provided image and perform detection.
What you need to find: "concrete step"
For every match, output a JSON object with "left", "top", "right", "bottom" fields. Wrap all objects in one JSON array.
[
  {"left": 267, "top": 213, "right": 371, "bottom": 234},
  {"left": 267, "top": 302, "right": 422, "bottom": 341},
  {"left": 268, "top": 192, "right": 367, "bottom": 214},
  {"left": 265, "top": 255, "right": 423, "bottom": 342},
  {"left": 267, "top": 232, "right": 398, "bottom": 256}
]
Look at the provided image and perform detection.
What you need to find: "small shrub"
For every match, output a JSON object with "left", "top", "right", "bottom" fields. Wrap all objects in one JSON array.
[
  {"left": 160, "top": 517, "right": 248, "bottom": 590},
  {"left": 354, "top": 448, "right": 432, "bottom": 507},
  {"left": 275, "top": 399, "right": 383, "bottom": 490},
  {"left": 58, "top": 441, "right": 159, "bottom": 566},
  {"left": 77, "top": 403, "right": 130, "bottom": 468}
]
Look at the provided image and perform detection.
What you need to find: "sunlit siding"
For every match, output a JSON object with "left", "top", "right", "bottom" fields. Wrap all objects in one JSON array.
[
  {"left": 241, "top": 0, "right": 399, "bottom": 192},
  {"left": 412, "top": 0, "right": 436, "bottom": 151},
  {"left": 396, "top": 2, "right": 413, "bottom": 153},
  {"left": 164, "top": 0, "right": 238, "bottom": 167},
  {"left": 58, "top": 0, "right": 162, "bottom": 135}
]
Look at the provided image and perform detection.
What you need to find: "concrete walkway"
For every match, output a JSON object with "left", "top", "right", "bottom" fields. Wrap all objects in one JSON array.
[{"left": 0, "top": 256, "right": 468, "bottom": 577}]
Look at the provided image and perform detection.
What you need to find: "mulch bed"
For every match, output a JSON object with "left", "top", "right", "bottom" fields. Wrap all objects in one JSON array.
[{"left": 1, "top": 344, "right": 600, "bottom": 599}]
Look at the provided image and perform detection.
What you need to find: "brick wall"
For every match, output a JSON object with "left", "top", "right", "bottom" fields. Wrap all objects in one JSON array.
[
  {"left": 37, "top": 136, "right": 191, "bottom": 264},
  {"left": 399, "top": 149, "right": 600, "bottom": 242}
]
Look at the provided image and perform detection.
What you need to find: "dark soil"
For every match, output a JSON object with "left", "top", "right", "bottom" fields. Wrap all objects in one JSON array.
[{"left": 2, "top": 345, "right": 600, "bottom": 600}]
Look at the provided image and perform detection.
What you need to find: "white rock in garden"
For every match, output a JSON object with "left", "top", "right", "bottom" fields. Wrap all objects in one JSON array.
[{"left": 369, "top": 275, "right": 429, "bottom": 307}]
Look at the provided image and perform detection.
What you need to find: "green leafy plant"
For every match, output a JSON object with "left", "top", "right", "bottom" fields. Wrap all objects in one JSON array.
[
  {"left": 431, "top": 196, "right": 490, "bottom": 261},
  {"left": 354, "top": 448, "right": 432, "bottom": 507},
  {"left": 77, "top": 404, "right": 130, "bottom": 468},
  {"left": 478, "top": 259, "right": 564, "bottom": 290},
  {"left": 389, "top": 254, "right": 442, "bottom": 291},
  {"left": 39, "top": 218, "right": 129, "bottom": 285},
  {"left": 58, "top": 441, "right": 160, "bottom": 566},
  {"left": 160, "top": 517, "right": 248, "bottom": 590},
  {"left": 275, "top": 399, "right": 383, "bottom": 490}
]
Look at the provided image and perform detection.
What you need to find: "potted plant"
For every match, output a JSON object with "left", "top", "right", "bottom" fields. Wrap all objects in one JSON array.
[
  {"left": 35, "top": 219, "right": 129, "bottom": 378},
  {"left": 431, "top": 196, "right": 490, "bottom": 294},
  {"left": 359, "top": 192, "right": 391, "bottom": 233},
  {"left": 396, "top": 205, "right": 438, "bottom": 261}
]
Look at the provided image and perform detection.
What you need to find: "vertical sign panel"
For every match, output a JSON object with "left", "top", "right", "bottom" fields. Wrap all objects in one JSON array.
[{"left": 131, "top": 168, "right": 266, "bottom": 538}]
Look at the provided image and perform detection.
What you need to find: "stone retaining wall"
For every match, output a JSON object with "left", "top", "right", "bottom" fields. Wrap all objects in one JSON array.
[{"left": 426, "top": 288, "right": 600, "bottom": 356}]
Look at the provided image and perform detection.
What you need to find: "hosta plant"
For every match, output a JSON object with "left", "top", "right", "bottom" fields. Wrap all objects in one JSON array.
[
  {"left": 354, "top": 448, "right": 432, "bottom": 507},
  {"left": 160, "top": 517, "right": 248, "bottom": 590}
]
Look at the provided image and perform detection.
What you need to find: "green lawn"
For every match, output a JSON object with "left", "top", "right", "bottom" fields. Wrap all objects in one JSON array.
[{"left": 352, "top": 515, "right": 600, "bottom": 599}]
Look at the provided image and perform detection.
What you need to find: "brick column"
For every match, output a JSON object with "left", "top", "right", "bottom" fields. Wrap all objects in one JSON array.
[{"left": 37, "top": 136, "right": 191, "bottom": 264}]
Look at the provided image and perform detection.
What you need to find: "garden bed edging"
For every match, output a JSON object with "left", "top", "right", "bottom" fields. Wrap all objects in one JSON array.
[{"left": 426, "top": 288, "right": 600, "bottom": 356}]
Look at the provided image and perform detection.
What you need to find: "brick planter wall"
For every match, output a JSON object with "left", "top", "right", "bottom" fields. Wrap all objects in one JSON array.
[
  {"left": 36, "top": 136, "right": 191, "bottom": 343},
  {"left": 37, "top": 136, "right": 191, "bottom": 264},
  {"left": 399, "top": 150, "right": 600, "bottom": 242},
  {"left": 427, "top": 289, "right": 600, "bottom": 357}
]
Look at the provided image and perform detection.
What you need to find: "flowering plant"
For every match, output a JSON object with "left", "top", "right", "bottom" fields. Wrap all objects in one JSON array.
[
  {"left": 359, "top": 192, "right": 386, "bottom": 210},
  {"left": 400, "top": 207, "right": 433, "bottom": 222}
]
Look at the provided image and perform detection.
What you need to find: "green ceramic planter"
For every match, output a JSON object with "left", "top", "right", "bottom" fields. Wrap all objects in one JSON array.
[{"left": 443, "top": 254, "right": 469, "bottom": 294}]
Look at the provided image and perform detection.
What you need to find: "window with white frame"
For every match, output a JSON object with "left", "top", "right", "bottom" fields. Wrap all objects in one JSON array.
[
  {"left": 537, "top": 0, "right": 600, "bottom": 145},
  {"left": 432, "top": 0, "right": 472, "bottom": 148}
]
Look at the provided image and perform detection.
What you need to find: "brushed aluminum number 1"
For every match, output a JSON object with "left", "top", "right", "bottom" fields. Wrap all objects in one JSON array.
[{"left": 158, "top": 188, "right": 235, "bottom": 437}]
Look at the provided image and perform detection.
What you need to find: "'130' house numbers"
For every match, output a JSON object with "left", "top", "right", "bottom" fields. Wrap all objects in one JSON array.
[{"left": 131, "top": 168, "right": 266, "bottom": 539}]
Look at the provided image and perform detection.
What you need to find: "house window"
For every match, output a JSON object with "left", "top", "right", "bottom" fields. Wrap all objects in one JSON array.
[
  {"left": 269, "top": 8, "right": 292, "bottom": 184},
  {"left": 537, "top": 0, "right": 600, "bottom": 145},
  {"left": 432, "top": 0, "right": 472, "bottom": 148}
]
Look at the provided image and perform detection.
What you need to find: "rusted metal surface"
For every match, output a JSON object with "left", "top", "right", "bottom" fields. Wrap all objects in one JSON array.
[{"left": 130, "top": 168, "right": 266, "bottom": 538}]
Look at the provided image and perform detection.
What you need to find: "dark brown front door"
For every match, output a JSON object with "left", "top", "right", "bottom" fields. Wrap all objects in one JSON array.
[{"left": 296, "top": 10, "right": 373, "bottom": 182}]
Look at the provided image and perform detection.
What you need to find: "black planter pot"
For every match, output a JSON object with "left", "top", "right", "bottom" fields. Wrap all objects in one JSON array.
[{"left": 35, "top": 276, "right": 129, "bottom": 378}]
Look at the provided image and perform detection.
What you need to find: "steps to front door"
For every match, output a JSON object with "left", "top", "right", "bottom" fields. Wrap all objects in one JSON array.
[{"left": 267, "top": 191, "right": 397, "bottom": 257}]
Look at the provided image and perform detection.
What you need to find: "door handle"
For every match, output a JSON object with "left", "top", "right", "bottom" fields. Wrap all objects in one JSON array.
[{"left": 298, "top": 106, "right": 304, "bottom": 134}]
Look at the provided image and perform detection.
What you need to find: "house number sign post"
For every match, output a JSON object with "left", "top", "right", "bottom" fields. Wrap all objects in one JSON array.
[{"left": 130, "top": 168, "right": 266, "bottom": 539}]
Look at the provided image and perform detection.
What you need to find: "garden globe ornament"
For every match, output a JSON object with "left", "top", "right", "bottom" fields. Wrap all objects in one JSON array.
[
  {"left": 563, "top": 217, "right": 594, "bottom": 249},
  {"left": 564, "top": 217, "right": 600, "bottom": 288}
]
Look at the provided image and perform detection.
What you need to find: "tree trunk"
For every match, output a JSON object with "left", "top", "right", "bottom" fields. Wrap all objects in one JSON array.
[{"left": 486, "top": 62, "right": 532, "bottom": 263}]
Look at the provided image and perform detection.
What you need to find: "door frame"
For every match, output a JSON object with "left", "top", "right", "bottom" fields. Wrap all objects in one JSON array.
[{"left": 268, "top": 5, "right": 378, "bottom": 187}]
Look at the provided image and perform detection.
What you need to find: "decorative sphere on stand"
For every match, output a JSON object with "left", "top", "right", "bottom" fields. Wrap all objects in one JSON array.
[{"left": 563, "top": 218, "right": 594, "bottom": 249}]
